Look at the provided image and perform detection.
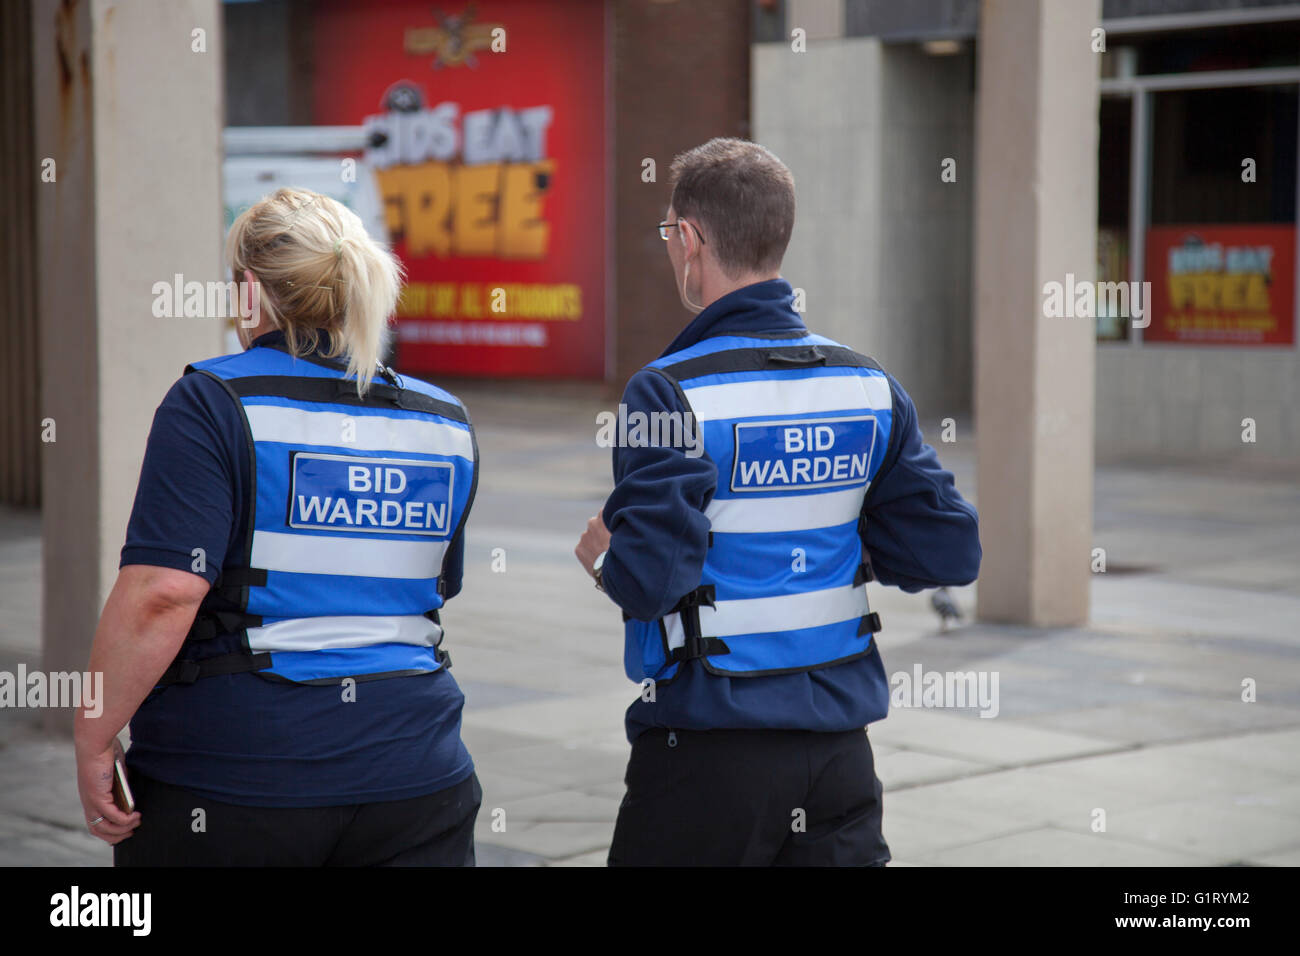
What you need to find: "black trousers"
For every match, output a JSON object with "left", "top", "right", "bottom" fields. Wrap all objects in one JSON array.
[
  {"left": 114, "top": 771, "right": 481, "bottom": 867},
  {"left": 609, "top": 727, "right": 890, "bottom": 866}
]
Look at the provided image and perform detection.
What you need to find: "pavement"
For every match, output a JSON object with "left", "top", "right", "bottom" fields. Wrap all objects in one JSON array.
[{"left": 2, "top": 380, "right": 1300, "bottom": 866}]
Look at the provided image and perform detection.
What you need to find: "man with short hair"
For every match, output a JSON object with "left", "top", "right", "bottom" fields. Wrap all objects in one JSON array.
[{"left": 575, "top": 138, "right": 980, "bottom": 866}]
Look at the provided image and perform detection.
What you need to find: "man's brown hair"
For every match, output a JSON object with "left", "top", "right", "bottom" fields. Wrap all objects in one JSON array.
[{"left": 668, "top": 138, "right": 795, "bottom": 278}]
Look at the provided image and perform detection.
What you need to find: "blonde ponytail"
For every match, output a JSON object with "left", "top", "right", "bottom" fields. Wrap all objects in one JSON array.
[{"left": 226, "top": 187, "right": 404, "bottom": 394}]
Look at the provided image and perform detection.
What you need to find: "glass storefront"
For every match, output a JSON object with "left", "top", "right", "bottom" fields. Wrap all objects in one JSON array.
[{"left": 1096, "top": 22, "right": 1300, "bottom": 347}]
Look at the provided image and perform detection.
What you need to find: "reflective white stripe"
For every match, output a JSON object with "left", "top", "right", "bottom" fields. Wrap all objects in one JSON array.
[
  {"left": 701, "top": 584, "right": 868, "bottom": 638},
  {"left": 706, "top": 486, "right": 866, "bottom": 534},
  {"left": 247, "top": 614, "right": 442, "bottom": 653},
  {"left": 683, "top": 373, "right": 891, "bottom": 423},
  {"left": 251, "top": 530, "right": 448, "bottom": 579},
  {"left": 665, "top": 612, "right": 685, "bottom": 651},
  {"left": 245, "top": 404, "right": 473, "bottom": 460}
]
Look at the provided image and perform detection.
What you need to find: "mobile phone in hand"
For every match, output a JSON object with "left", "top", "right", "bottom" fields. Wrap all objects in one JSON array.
[{"left": 112, "top": 758, "right": 135, "bottom": 813}]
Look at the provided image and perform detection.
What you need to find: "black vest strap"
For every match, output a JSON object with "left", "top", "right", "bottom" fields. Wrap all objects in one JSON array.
[
  {"left": 672, "top": 584, "right": 716, "bottom": 613},
  {"left": 157, "top": 650, "right": 274, "bottom": 686},
  {"left": 223, "top": 375, "right": 469, "bottom": 422},
  {"left": 187, "top": 609, "right": 262, "bottom": 642},
  {"left": 665, "top": 585, "right": 730, "bottom": 664},
  {"left": 211, "top": 567, "right": 268, "bottom": 604},
  {"left": 424, "top": 609, "right": 451, "bottom": 669},
  {"left": 165, "top": 608, "right": 452, "bottom": 685},
  {"left": 216, "top": 567, "right": 268, "bottom": 588},
  {"left": 658, "top": 343, "right": 882, "bottom": 382},
  {"left": 668, "top": 635, "right": 731, "bottom": 665},
  {"left": 853, "top": 522, "right": 880, "bottom": 628}
]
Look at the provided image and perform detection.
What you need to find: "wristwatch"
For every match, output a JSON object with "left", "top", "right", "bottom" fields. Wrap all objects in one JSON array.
[{"left": 592, "top": 551, "right": 607, "bottom": 592}]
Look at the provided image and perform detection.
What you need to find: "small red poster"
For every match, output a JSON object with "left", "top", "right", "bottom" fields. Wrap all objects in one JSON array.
[{"left": 1144, "top": 224, "right": 1296, "bottom": 346}]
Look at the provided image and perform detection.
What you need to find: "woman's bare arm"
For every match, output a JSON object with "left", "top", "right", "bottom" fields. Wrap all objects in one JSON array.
[{"left": 73, "top": 564, "right": 208, "bottom": 844}]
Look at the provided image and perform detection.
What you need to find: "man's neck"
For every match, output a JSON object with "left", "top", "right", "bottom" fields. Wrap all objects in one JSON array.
[{"left": 699, "top": 271, "right": 781, "bottom": 310}]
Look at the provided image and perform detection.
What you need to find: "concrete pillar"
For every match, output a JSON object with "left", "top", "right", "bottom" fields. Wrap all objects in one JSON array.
[
  {"left": 973, "top": 0, "right": 1099, "bottom": 626},
  {"left": 786, "top": 0, "right": 844, "bottom": 41},
  {"left": 33, "top": 0, "right": 225, "bottom": 730}
]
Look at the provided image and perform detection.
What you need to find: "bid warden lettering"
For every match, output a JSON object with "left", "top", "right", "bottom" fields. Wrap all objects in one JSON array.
[
  {"left": 730, "top": 416, "right": 876, "bottom": 493},
  {"left": 290, "top": 454, "right": 453, "bottom": 536}
]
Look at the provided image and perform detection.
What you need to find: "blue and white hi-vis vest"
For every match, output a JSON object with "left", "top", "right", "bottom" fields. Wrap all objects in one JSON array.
[
  {"left": 624, "top": 332, "right": 893, "bottom": 683},
  {"left": 160, "top": 343, "right": 477, "bottom": 686}
]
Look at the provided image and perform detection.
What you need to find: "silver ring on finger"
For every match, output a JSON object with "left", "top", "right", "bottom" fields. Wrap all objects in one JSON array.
[{"left": 88, "top": 816, "right": 105, "bottom": 828}]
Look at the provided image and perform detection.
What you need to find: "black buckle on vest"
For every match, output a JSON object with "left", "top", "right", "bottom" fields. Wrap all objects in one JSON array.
[
  {"left": 666, "top": 585, "right": 727, "bottom": 664},
  {"left": 858, "top": 612, "right": 882, "bottom": 637},
  {"left": 671, "top": 585, "right": 716, "bottom": 613},
  {"left": 668, "top": 634, "right": 731, "bottom": 664},
  {"left": 157, "top": 651, "right": 274, "bottom": 687},
  {"left": 436, "top": 647, "right": 453, "bottom": 669},
  {"left": 174, "top": 659, "right": 202, "bottom": 685},
  {"left": 187, "top": 609, "right": 260, "bottom": 643},
  {"left": 854, "top": 561, "right": 875, "bottom": 587}
]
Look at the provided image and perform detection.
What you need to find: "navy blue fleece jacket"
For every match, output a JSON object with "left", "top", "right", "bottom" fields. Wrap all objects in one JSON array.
[{"left": 601, "top": 278, "right": 981, "bottom": 741}]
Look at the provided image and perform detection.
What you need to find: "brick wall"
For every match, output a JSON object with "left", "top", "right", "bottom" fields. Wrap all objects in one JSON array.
[{"left": 610, "top": 0, "right": 752, "bottom": 387}]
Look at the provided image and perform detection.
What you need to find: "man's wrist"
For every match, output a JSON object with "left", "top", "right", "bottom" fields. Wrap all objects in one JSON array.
[{"left": 592, "top": 550, "right": 608, "bottom": 592}]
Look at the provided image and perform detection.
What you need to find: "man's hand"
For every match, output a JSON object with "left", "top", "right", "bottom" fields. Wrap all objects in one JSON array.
[
  {"left": 75, "top": 737, "right": 141, "bottom": 845},
  {"left": 575, "top": 513, "right": 612, "bottom": 578}
]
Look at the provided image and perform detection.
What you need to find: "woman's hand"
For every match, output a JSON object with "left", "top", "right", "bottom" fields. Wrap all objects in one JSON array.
[
  {"left": 72, "top": 564, "right": 208, "bottom": 847},
  {"left": 75, "top": 736, "right": 140, "bottom": 845}
]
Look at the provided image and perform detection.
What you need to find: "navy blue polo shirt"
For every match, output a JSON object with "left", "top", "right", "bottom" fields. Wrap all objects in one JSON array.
[
  {"left": 121, "top": 330, "right": 473, "bottom": 807},
  {"left": 603, "top": 279, "right": 982, "bottom": 741}
]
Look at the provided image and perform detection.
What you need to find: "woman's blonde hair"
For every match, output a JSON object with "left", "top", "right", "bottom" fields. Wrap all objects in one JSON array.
[{"left": 226, "top": 187, "right": 404, "bottom": 394}]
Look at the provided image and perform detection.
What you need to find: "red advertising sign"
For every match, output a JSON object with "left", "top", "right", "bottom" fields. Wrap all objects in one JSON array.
[
  {"left": 1144, "top": 224, "right": 1296, "bottom": 345},
  {"left": 311, "top": 0, "right": 607, "bottom": 378}
]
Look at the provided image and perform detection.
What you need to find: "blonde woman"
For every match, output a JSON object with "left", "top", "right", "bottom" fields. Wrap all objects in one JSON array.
[{"left": 73, "top": 188, "right": 482, "bottom": 866}]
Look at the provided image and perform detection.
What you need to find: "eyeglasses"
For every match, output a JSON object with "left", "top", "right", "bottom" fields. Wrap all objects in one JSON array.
[{"left": 658, "top": 219, "right": 706, "bottom": 244}]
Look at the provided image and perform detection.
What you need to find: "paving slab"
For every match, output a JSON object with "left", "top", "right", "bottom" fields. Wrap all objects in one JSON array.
[
  {"left": 1100, "top": 797, "right": 1300, "bottom": 863},
  {"left": 916, "top": 827, "right": 1214, "bottom": 867},
  {"left": 546, "top": 849, "right": 609, "bottom": 867},
  {"left": 871, "top": 706, "right": 1118, "bottom": 767},
  {"left": 1017, "top": 698, "right": 1300, "bottom": 745},
  {"left": 874, "top": 748, "right": 993, "bottom": 788},
  {"left": 472, "top": 819, "right": 613, "bottom": 859}
]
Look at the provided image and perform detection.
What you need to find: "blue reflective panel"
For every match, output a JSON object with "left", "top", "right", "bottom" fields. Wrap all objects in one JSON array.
[
  {"left": 289, "top": 453, "right": 454, "bottom": 537},
  {"left": 730, "top": 416, "right": 878, "bottom": 493}
]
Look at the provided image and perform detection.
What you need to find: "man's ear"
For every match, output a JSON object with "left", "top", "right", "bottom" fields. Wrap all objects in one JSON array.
[{"left": 679, "top": 219, "right": 696, "bottom": 260}]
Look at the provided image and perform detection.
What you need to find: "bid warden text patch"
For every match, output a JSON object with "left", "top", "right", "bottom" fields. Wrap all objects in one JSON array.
[
  {"left": 730, "top": 416, "right": 877, "bottom": 493},
  {"left": 289, "top": 453, "right": 453, "bottom": 536}
]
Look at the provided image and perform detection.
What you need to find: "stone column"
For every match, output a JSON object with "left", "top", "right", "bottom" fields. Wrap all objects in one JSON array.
[
  {"left": 973, "top": 0, "right": 1099, "bottom": 626},
  {"left": 33, "top": 0, "right": 225, "bottom": 730}
]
